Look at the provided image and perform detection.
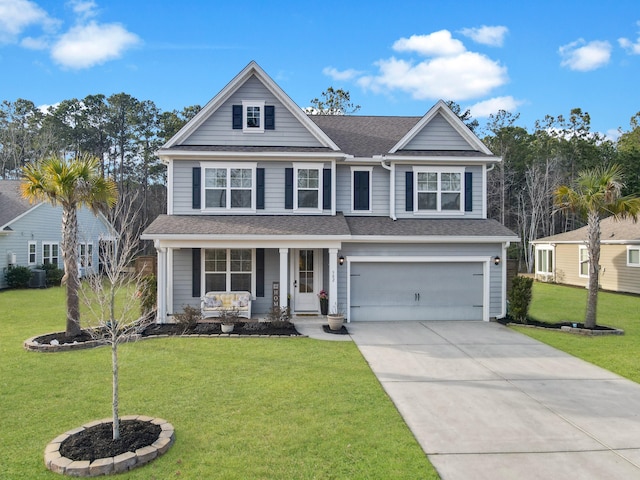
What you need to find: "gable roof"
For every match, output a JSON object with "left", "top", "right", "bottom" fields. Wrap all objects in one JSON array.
[
  {"left": 0, "top": 180, "right": 39, "bottom": 231},
  {"left": 532, "top": 216, "right": 640, "bottom": 244},
  {"left": 162, "top": 61, "right": 340, "bottom": 152}
]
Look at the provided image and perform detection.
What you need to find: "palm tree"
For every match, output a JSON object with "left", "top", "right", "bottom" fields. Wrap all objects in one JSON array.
[
  {"left": 554, "top": 164, "right": 640, "bottom": 328},
  {"left": 21, "top": 154, "right": 117, "bottom": 337}
]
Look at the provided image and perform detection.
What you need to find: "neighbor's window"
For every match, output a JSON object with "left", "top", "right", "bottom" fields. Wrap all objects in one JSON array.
[
  {"left": 579, "top": 246, "right": 589, "bottom": 277},
  {"left": 204, "top": 249, "right": 253, "bottom": 293},
  {"left": 28, "top": 241, "right": 36, "bottom": 265},
  {"left": 628, "top": 247, "right": 640, "bottom": 267},
  {"left": 42, "top": 242, "right": 59, "bottom": 266},
  {"left": 295, "top": 166, "right": 321, "bottom": 210},
  {"left": 203, "top": 165, "right": 255, "bottom": 210},
  {"left": 414, "top": 167, "right": 464, "bottom": 213},
  {"left": 80, "top": 243, "right": 93, "bottom": 268},
  {"left": 536, "top": 248, "right": 553, "bottom": 274}
]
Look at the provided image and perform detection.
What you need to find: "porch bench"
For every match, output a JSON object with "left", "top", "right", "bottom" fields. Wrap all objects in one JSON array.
[{"left": 201, "top": 291, "right": 252, "bottom": 319}]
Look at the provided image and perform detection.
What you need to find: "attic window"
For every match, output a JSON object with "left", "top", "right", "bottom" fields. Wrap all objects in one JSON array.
[{"left": 233, "top": 103, "right": 274, "bottom": 132}]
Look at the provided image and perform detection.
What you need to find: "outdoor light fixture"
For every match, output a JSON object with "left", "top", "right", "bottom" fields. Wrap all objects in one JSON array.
[
  {"left": 493, "top": 256, "right": 501, "bottom": 266},
  {"left": 339, "top": 256, "right": 345, "bottom": 266}
]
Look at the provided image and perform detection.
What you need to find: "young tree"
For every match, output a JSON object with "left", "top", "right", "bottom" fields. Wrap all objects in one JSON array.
[
  {"left": 21, "top": 154, "right": 117, "bottom": 337},
  {"left": 81, "top": 191, "right": 154, "bottom": 440},
  {"left": 307, "top": 87, "right": 361, "bottom": 115},
  {"left": 554, "top": 164, "right": 640, "bottom": 328}
]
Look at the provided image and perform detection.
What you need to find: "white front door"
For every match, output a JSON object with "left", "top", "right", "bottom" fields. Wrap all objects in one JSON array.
[{"left": 294, "top": 249, "right": 321, "bottom": 312}]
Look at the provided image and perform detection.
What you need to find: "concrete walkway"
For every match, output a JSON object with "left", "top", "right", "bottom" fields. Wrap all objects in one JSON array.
[{"left": 304, "top": 320, "right": 640, "bottom": 480}]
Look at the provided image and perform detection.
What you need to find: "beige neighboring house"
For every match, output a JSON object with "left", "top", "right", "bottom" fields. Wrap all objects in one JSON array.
[{"left": 531, "top": 216, "right": 640, "bottom": 294}]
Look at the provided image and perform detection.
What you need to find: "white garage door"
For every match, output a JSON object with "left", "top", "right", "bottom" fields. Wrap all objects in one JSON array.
[{"left": 349, "top": 262, "right": 484, "bottom": 321}]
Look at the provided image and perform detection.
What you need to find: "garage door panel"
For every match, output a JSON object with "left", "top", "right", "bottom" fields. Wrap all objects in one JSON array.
[{"left": 350, "top": 262, "right": 484, "bottom": 322}]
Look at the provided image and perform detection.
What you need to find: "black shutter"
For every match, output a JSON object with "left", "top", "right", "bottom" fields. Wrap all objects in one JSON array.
[
  {"left": 405, "top": 171, "right": 414, "bottom": 211},
  {"left": 192, "top": 248, "right": 201, "bottom": 297},
  {"left": 323, "top": 168, "right": 331, "bottom": 210},
  {"left": 354, "top": 171, "right": 370, "bottom": 210},
  {"left": 256, "top": 248, "right": 265, "bottom": 297},
  {"left": 232, "top": 105, "right": 242, "bottom": 129},
  {"left": 285, "top": 168, "right": 293, "bottom": 209},
  {"left": 265, "top": 105, "right": 275, "bottom": 130},
  {"left": 256, "top": 168, "right": 265, "bottom": 209},
  {"left": 465, "top": 171, "right": 473, "bottom": 212},
  {"left": 192, "top": 167, "right": 201, "bottom": 209}
]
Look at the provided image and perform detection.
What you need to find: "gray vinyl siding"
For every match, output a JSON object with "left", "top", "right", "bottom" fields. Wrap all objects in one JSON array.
[
  {"left": 394, "top": 164, "right": 483, "bottom": 219},
  {"left": 172, "top": 160, "right": 200, "bottom": 214},
  {"left": 403, "top": 113, "right": 473, "bottom": 150},
  {"left": 337, "top": 242, "right": 504, "bottom": 319},
  {"left": 182, "top": 76, "right": 324, "bottom": 148},
  {"left": 0, "top": 204, "right": 111, "bottom": 289},
  {"left": 336, "top": 165, "right": 390, "bottom": 216}
]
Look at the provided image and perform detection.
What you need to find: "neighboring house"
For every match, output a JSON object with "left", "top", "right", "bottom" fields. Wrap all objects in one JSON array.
[
  {"left": 141, "top": 61, "right": 519, "bottom": 323},
  {"left": 0, "top": 180, "right": 113, "bottom": 289},
  {"left": 531, "top": 216, "right": 640, "bottom": 295}
]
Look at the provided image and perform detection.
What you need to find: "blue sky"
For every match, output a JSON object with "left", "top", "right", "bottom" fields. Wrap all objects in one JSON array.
[{"left": 1, "top": 0, "right": 640, "bottom": 139}]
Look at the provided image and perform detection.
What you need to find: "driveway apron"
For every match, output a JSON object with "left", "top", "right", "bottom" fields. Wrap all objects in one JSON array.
[{"left": 348, "top": 321, "right": 640, "bottom": 480}]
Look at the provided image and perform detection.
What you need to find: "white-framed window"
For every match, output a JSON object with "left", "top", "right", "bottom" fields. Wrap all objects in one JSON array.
[
  {"left": 627, "top": 246, "right": 640, "bottom": 267},
  {"left": 351, "top": 166, "right": 373, "bottom": 212},
  {"left": 242, "top": 100, "right": 264, "bottom": 133},
  {"left": 536, "top": 246, "right": 553, "bottom": 274},
  {"left": 28, "top": 241, "right": 37, "bottom": 266},
  {"left": 295, "top": 164, "right": 322, "bottom": 211},
  {"left": 204, "top": 248, "right": 254, "bottom": 293},
  {"left": 202, "top": 163, "right": 256, "bottom": 211},
  {"left": 80, "top": 243, "right": 93, "bottom": 268},
  {"left": 413, "top": 166, "right": 464, "bottom": 213},
  {"left": 42, "top": 242, "right": 59, "bottom": 266},
  {"left": 579, "top": 246, "right": 589, "bottom": 277}
]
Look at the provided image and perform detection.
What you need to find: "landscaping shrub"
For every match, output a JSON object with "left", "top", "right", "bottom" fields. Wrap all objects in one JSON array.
[
  {"left": 139, "top": 274, "right": 157, "bottom": 318},
  {"left": 5, "top": 266, "right": 32, "bottom": 289},
  {"left": 39, "top": 263, "right": 64, "bottom": 286},
  {"left": 266, "top": 305, "right": 292, "bottom": 327},
  {"left": 173, "top": 305, "right": 202, "bottom": 333},
  {"left": 509, "top": 276, "right": 534, "bottom": 323}
]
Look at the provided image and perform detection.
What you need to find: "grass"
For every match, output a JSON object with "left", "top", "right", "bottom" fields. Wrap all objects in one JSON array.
[
  {"left": 0, "top": 286, "right": 438, "bottom": 479},
  {"left": 511, "top": 282, "right": 640, "bottom": 383}
]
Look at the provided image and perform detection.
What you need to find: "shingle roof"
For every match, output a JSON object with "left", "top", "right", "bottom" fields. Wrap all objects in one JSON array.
[
  {"left": 533, "top": 216, "right": 640, "bottom": 244},
  {"left": 142, "top": 214, "right": 518, "bottom": 240},
  {"left": 0, "top": 180, "right": 36, "bottom": 230}
]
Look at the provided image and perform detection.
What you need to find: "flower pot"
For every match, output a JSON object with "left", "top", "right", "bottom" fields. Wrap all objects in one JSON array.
[
  {"left": 327, "top": 314, "right": 344, "bottom": 331},
  {"left": 221, "top": 323, "right": 235, "bottom": 333}
]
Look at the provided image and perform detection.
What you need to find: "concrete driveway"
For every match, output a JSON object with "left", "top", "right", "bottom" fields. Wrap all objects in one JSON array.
[{"left": 347, "top": 321, "right": 640, "bottom": 480}]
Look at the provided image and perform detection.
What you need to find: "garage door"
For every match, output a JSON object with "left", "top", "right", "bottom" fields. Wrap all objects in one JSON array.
[{"left": 349, "top": 262, "right": 484, "bottom": 321}]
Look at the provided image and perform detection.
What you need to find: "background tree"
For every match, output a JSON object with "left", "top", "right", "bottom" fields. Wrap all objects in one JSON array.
[
  {"left": 445, "top": 101, "right": 479, "bottom": 132},
  {"left": 554, "top": 164, "right": 640, "bottom": 328},
  {"left": 307, "top": 87, "right": 360, "bottom": 115},
  {"left": 21, "top": 154, "right": 117, "bottom": 337}
]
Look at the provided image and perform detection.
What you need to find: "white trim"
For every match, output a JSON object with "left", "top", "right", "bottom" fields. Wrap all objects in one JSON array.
[
  {"left": 158, "top": 150, "right": 347, "bottom": 161},
  {"left": 481, "top": 164, "right": 487, "bottom": 219},
  {"left": 166, "top": 248, "right": 174, "bottom": 315},
  {"left": 200, "top": 162, "right": 257, "bottom": 213},
  {"left": 27, "top": 241, "right": 37, "bottom": 266},
  {"left": 627, "top": 246, "right": 640, "bottom": 267},
  {"left": 412, "top": 166, "right": 465, "bottom": 215},
  {"left": 345, "top": 255, "right": 491, "bottom": 322},
  {"left": 579, "top": 245, "right": 589, "bottom": 278},
  {"left": 350, "top": 166, "right": 373, "bottom": 213},
  {"left": 42, "top": 241, "right": 59, "bottom": 267},
  {"left": 500, "top": 242, "right": 509, "bottom": 318},
  {"left": 242, "top": 100, "right": 265, "bottom": 133},
  {"left": 166, "top": 160, "right": 174, "bottom": 215},
  {"left": 293, "top": 163, "right": 323, "bottom": 212}
]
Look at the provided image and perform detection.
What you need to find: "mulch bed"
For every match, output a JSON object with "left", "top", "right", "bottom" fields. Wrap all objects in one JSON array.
[
  {"left": 322, "top": 325, "right": 350, "bottom": 335},
  {"left": 59, "top": 420, "right": 161, "bottom": 463},
  {"left": 497, "top": 317, "right": 622, "bottom": 333}
]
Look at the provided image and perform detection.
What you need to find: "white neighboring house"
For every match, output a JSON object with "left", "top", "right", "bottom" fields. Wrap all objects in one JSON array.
[
  {"left": 0, "top": 180, "right": 114, "bottom": 289},
  {"left": 141, "top": 61, "right": 519, "bottom": 323}
]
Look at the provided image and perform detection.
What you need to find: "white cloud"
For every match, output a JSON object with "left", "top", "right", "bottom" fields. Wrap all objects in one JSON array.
[
  {"left": 322, "top": 66, "right": 363, "bottom": 81},
  {"left": 468, "top": 96, "right": 523, "bottom": 118},
  {"left": 51, "top": 21, "right": 140, "bottom": 69},
  {"left": 393, "top": 31, "right": 466, "bottom": 57},
  {"left": 559, "top": 39, "right": 611, "bottom": 71},
  {"left": 619, "top": 37, "right": 640, "bottom": 54},
  {"left": 21, "top": 35, "right": 49, "bottom": 50},
  {"left": 68, "top": 0, "right": 98, "bottom": 21},
  {"left": 459, "top": 25, "right": 508, "bottom": 47},
  {"left": 0, "top": 0, "right": 56, "bottom": 44}
]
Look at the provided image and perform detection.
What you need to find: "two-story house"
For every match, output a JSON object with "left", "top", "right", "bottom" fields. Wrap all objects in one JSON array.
[{"left": 141, "top": 61, "right": 518, "bottom": 323}]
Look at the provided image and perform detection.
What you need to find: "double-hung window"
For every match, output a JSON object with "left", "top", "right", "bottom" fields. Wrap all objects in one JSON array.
[
  {"left": 204, "top": 249, "right": 253, "bottom": 293},
  {"left": 627, "top": 246, "right": 640, "bottom": 267},
  {"left": 80, "top": 243, "right": 93, "bottom": 268},
  {"left": 579, "top": 246, "right": 589, "bottom": 277},
  {"left": 295, "top": 165, "right": 322, "bottom": 210},
  {"left": 203, "top": 164, "right": 256, "bottom": 211},
  {"left": 42, "top": 242, "right": 59, "bottom": 266},
  {"left": 536, "top": 247, "right": 553, "bottom": 274},
  {"left": 413, "top": 167, "right": 464, "bottom": 213},
  {"left": 28, "top": 241, "right": 37, "bottom": 266}
]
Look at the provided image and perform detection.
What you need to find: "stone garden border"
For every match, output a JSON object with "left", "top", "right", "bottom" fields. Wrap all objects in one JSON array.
[{"left": 44, "top": 416, "right": 174, "bottom": 477}]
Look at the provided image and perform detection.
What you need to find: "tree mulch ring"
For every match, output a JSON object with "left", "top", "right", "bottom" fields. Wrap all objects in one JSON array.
[
  {"left": 497, "top": 318, "right": 624, "bottom": 335},
  {"left": 322, "top": 324, "right": 349, "bottom": 335},
  {"left": 60, "top": 420, "right": 160, "bottom": 463}
]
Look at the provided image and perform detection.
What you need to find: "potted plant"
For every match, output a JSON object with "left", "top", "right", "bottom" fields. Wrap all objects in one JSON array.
[
  {"left": 219, "top": 307, "right": 240, "bottom": 333},
  {"left": 327, "top": 308, "right": 344, "bottom": 331},
  {"left": 318, "top": 289, "right": 329, "bottom": 315}
]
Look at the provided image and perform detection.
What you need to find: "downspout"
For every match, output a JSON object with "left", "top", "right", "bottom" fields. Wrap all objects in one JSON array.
[{"left": 380, "top": 156, "right": 396, "bottom": 220}]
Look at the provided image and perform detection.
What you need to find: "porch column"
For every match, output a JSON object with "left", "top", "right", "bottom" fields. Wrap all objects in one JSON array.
[
  {"left": 279, "top": 248, "right": 288, "bottom": 309},
  {"left": 156, "top": 245, "right": 167, "bottom": 323},
  {"left": 329, "top": 248, "right": 338, "bottom": 314},
  {"left": 166, "top": 247, "right": 174, "bottom": 316}
]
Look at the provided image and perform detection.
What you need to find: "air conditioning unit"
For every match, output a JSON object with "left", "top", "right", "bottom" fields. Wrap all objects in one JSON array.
[
  {"left": 7, "top": 252, "right": 16, "bottom": 265},
  {"left": 29, "top": 269, "right": 46, "bottom": 288}
]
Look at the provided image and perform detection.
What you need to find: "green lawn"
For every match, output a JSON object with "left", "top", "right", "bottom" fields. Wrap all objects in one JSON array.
[
  {"left": 512, "top": 282, "right": 640, "bottom": 383},
  {"left": 0, "top": 287, "right": 437, "bottom": 479}
]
